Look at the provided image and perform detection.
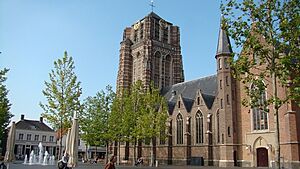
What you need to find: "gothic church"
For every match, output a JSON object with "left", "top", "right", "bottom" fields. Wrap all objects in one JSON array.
[{"left": 116, "top": 12, "right": 300, "bottom": 168}]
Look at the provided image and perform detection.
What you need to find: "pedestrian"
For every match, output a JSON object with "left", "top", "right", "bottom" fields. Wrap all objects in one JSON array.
[
  {"left": 0, "top": 156, "right": 7, "bottom": 169},
  {"left": 135, "top": 157, "right": 143, "bottom": 166},
  {"left": 58, "top": 153, "right": 70, "bottom": 169},
  {"left": 104, "top": 155, "right": 117, "bottom": 169}
]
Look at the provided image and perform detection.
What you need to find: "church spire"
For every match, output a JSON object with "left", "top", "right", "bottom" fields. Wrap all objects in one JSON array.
[{"left": 216, "top": 21, "right": 232, "bottom": 57}]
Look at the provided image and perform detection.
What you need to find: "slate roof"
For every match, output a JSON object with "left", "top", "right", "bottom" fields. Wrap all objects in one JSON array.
[
  {"left": 16, "top": 119, "right": 54, "bottom": 132},
  {"left": 216, "top": 27, "right": 232, "bottom": 56},
  {"left": 161, "top": 74, "right": 217, "bottom": 114}
]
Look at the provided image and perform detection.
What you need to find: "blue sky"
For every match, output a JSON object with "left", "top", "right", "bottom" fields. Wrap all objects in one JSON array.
[{"left": 0, "top": 0, "right": 222, "bottom": 123}]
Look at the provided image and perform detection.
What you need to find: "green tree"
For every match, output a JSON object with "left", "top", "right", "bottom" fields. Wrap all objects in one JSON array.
[
  {"left": 81, "top": 85, "right": 115, "bottom": 162},
  {"left": 135, "top": 84, "right": 168, "bottom": 166},
  {"left": 40, "top": 51, "right": 82, "bottom": 158},
  {"left": 109, "top": 81, "right": 145, "bottom": 164},
  {"left": 109, "top": 81, "right": 168, "bottom": 165},
  {"left": 0, "top": 68, "right": 13, "bottom": 151},
  {"left": 221, "top": 0, "right": 299, "bottom": 168}
]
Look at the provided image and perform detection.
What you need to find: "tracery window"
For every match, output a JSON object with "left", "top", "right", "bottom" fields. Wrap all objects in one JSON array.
[
  {"left": 176, "top": 114, "right": 183, "bottom": 144},
  {"left": 251, "top": 83, "right": 268, "bottom": 130},
  {"left": 195, "top": 111, "right": 204, "bottom": 144}
]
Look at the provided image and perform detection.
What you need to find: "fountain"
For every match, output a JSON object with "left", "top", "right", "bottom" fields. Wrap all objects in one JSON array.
[
  {"left": 42, "top": 151, "right": 49, "bottom": 165},
  {"left": 49, "top": 155, "right": 55, "bottom": 165},
  {"left": 38, "top": 142, "right": 43, "bottom": 164},
  {"left": 28, "top": 150, "right": 35, "bottom": 165},
  {"left": 23, "top": 154, "right": 28, "bottom": 164},
  {"left": 23, "top": 142, "right": 55, "bottom": 165}
]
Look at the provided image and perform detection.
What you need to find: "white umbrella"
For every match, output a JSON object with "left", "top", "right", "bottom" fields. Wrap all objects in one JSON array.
[
  {"left": 4, "top": 121, "right": 16, "bottom": 167},
  {"left": 67, "top": 112, "right": 79, "bottom": 168}
]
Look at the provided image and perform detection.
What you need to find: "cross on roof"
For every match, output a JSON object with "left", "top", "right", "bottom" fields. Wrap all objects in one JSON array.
[{"left": 149, "top": 0, "right": 155, "bottom": 12}]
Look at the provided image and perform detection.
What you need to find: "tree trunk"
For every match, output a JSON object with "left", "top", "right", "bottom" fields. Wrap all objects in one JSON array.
[
  {"left": 150, "top": 140, "right": 154, "bottom": 167},
  {"left": 59, "top": 120, "right": 63, "bottom": 159},
  {"left": 133, "top": 139, "right": 137, "bottom": 166},
  {"left": 272, "top": 72, "right": 281, "bottom": 169},
  {"left": 117, "top": 141, "right": 120, "bottom": 165},
  {"left": 105, "top": 142, "right": 109, "bottom": 164}
]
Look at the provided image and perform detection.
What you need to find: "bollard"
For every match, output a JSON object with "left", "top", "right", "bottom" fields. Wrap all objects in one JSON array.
[{"left": 155, "top": 160, "right": 159, "bottom": 167}]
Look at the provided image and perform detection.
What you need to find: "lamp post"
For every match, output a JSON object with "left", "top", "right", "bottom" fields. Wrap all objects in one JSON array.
[
  {"left": 206, "top": 113, "right": 213, "bottom": 166},
  {"left": 185, "top": 116, "right": 191, "bottom": 165},
  {"left": 166, "top": 118, "right": 172, "bottom": 165}
]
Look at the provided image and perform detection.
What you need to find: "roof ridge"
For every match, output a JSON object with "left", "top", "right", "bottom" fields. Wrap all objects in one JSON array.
[{"left": 171, "top": 74, "right": 217, "bottom": 87}]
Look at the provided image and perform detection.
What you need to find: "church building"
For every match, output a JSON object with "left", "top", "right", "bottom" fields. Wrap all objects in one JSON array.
[{"left": 116, "top": 12, "right": 300, "bottom": 168}]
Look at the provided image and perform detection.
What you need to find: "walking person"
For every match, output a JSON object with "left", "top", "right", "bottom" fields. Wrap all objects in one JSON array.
[
  {"left": 0, "top": 156, "right": 7, "bottom": 169},
  {"left": 58, "top": 153, "right": 70, "bottom": 169},
  {"left": 104, "top": 155, "right": 117, "bottom": 169}
]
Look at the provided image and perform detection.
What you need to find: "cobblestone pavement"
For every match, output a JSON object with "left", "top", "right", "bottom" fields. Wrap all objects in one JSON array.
[{"left": 6, "top": 161, "right": 258, "bottom": 169}]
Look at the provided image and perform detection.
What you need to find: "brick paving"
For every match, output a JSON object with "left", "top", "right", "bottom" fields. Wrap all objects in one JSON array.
[{"left": 6, "top": 161, "right": 259, "bottom": 169}]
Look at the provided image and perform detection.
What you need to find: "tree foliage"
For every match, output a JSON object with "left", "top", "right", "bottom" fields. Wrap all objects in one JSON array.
[
  {"left": 0, "top": 68, "right": 13, "bottom": 146},
  {"left": 221, "top": 0, "right": 299, "bottom": 168},
  {"left": 81, "top": 85, "right": 115, "bottom": 146},
  {"left": 40, "top": 51, "right": 83, "bottom": 130},
  {"left": 109, "top": 81, "right": 168, "bottom": 163},
  {"left": 221, "top": 0, "right": 300, "bottom": 108}
]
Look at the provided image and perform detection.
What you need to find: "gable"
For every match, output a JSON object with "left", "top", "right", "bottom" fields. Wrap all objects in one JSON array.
[{"left": 162, "top": 74, "right": 217, "bottom": 113}]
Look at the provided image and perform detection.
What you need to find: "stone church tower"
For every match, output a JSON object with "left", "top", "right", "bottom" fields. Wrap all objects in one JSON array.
[
  {"left": 215, "top": 24, "right": 238, "bottom": 167},
  {"left": 116, "top": 12, "right": 184, "bottom": 92}
]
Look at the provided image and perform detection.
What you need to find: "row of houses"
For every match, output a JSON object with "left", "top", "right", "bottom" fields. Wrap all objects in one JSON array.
[{"left": 2, "top": 114, "right": 105, "bottom": 160}]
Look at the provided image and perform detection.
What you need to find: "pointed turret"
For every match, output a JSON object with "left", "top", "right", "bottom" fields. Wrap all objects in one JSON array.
[{"left": 216, "top": 25, "right": 232, "bottom": 57}]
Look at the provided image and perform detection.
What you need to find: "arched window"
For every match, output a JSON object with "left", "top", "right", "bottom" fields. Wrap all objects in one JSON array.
[
  {"left": 152, "top": 51, "right": 161, "bottom": 88},
  {"left": 176, "top": 114, "right": 183, "bottom": 144},
  {"left": 196, "top": 111, "right": 204, "bottom": 144},
  {"left": 224, "top": 58, "right": 229, "bottom": 68},
  {"left": 251, "top": 83, "right": 268, "bottom": 130},
  {"left": 165, "top": 55, "right": 171, "bottom": 87}
]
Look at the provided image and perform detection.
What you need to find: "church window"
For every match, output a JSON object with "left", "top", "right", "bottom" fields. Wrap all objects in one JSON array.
[
  {"left": 178, "top": 101, "right": 180, "bottom": 108},
  {"left": 154, "top": 19, "right": 160, "bottom": 40},
  {"left": 140, "top": 23, "right": 144, "bottom": 40},
  {"left": 176, "top": 114, "right": 183, "bottom": 144},
  {"left": 251, "top": 83, "right": 268, "bottom": 131},
  {"left": 217, "top": 111, "right": 220, "bottom": 143},
  {"left": 224, "top": 58, "right": 229, "bottom": 68},
  {"left": 218, "top": 58, "right": 222, "bottom": 69},
  {"left": 227, "top": 94, "right": 230, "bottom": 105},
  {"left": 196, "top": 111, "right": 204, "bottom": 144},
  {"left": 165, "top": 55, "right": 171, "bottom": 87},
  {"left": 228, "top": 126, "right": 231, "bottom": 137},
  {"left": 134, "top": 29, "right": 138, "bottom": 42},
  {"left": 197, "top": 97, "right": 200, "bottom": 105},
  {"left": 163, "top": 27, "right": 168, "bottom": 43},
  {"left": 222, "top": 134, "right": 224, "bottom": 144},
  {"left": 226, "top": 76, "right": 229, "bottom": 86},
  {"left": 220, "top": 80, "right": 222, "bottom": 89},
  {"left": 153, "top": 52, "right": 161, "bottom": 88},
  {"left": 220, "top": 99, "right": 223, "bottom": 109}
]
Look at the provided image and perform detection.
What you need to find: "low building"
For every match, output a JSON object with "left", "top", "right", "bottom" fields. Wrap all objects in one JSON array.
[{"left": 14, "top": 114, "right": 57, "bottom": 160}]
